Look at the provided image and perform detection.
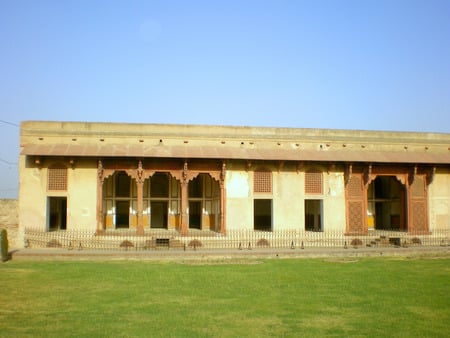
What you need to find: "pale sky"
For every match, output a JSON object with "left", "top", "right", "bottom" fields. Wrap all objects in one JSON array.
[{"left": 1, "top": 0, "right": 450, "bottom": 198}]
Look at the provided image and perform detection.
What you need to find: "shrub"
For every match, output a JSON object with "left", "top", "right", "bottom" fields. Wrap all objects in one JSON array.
[
  {"left": 411, "top": 237, "right": 422, "bottom": 245},
  {"left": 188, "top": 239, "right": 202, "bottom": 248},
  {"left": 350, "top": 238, "right": 363, "bottom": 247},
  {"left": 46, "top": 239, "right": 62, "bottom": 248},
  {"left": 120, "top": 240, "right": 134, "bottom": 250},
  {"left": 256, "top": 238, "right": 270, "bottom": 247},
  {"left": 1, "top": 228, "right": 9, "bottom": 262}
]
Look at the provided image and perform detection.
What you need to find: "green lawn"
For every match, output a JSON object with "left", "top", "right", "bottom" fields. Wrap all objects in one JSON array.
[{"left": 1, "top": 256, "right": 449, "bottom": 337}]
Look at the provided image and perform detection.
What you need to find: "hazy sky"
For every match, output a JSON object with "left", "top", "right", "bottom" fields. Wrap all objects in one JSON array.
[{"left": 1, "top": 0, "right": 450, "bottom": 198}]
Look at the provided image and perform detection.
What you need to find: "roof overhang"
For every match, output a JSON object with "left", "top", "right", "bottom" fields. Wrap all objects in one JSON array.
[{"left": 21, "top": 144, "right": 450, "bottom": 164}]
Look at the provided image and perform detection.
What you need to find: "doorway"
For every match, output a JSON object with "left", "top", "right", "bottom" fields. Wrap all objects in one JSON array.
[
  {"left": 116, "top": 200, "right": 130, "bottom": 228},
  {"left": 254, "top": 199, "right": 272, "bottom": 231},
  {"left": 368, "top": 176, "right": 406, "bottom": 230},
  {"left": 189, "top": 201, "right": 202, "bottom": 229},
  {"left": 151, "top": 201, "right": 168, "bottom": 229},
  {"left": 48, "top": 197, "right": 67, "bottom": 231},
  {"left": 305, "top": 199, "right": 323, "bottom": 231}
]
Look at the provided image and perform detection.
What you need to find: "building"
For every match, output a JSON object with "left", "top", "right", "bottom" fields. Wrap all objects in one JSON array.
[{"left": 18, "top": 121, "right": 450, "bottom": 248}]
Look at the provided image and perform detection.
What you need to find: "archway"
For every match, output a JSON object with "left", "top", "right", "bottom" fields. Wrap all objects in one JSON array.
[
  {"left": 188, "top": 173, "right": 220, "bottom": 230},
  {"left": 144, "top": 172, "right": 180, "bottom": 229},
  {"left": 102, "top": 171, "right": 135, "bottom": 229}
]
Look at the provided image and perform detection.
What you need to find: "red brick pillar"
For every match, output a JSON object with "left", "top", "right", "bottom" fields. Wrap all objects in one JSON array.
[
  {"left": 180, "top": 181, "right": 188, "bottom": 235},
  {"left": 96, "top": 160, "right": 104, "bottom": 234}
]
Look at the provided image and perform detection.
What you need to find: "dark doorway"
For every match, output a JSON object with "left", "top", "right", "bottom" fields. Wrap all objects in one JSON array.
[
  {"left": 368, "top": 176, "right": 406, "bottom": 230},
  {"left": 254, "top": 199, "right": 272, "bottom": 231},
  {"left": 305, "top": 199, "right": 323, "bottom": 231},
  {"left": 189, "top": 201, "right": 202, "bottom": 229},
  {"left": 116, "top": 201, "right": 130, "bottom": 228},
  {"left": 48, "top": 197, "right": 67, "bottom": 231},
  {"left": 151, "top": 201, "right": 168, "bottom": 229}
]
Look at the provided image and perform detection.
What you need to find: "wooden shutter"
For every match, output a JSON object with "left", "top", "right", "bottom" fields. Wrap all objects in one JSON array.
[
  {"left": 409, "top": 175, "right": 428, "bottom": 233},
  {"left": 346, "top": 174, "right": 365, "bottom": 234}
]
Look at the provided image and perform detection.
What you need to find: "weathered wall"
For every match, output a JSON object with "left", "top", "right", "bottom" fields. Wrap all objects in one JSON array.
[
  {"left": 0, "top": 199, "right": 19, "bottom": 249},
  {"left": 18, "top": 157, "right": 98, "bottom": 233},
  {"left": 428, "top": 168, "right": 450, "bottom": 230}
]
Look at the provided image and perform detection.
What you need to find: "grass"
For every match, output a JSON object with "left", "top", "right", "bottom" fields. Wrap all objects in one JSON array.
[{"left": 0, "top": 256, "right": 449, "bottom": 337}]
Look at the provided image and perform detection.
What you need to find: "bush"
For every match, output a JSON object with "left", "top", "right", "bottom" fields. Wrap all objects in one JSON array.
[{"left": 1, "top": 228, "right": 9, "bottom": 262}]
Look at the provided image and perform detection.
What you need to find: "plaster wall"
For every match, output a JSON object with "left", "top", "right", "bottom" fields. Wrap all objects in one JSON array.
[
  {"left": 428, "top": 169, "right": 450, "bottom": 230},
  {"left": 273, "top": 169, "right": 303, "bottom": 229},
  {"left": 323, "top": 171, "right": 347, "bottom": 231},
  {"left": 68, "top": 159, "right": 97, "bottom": 231},
  {"left": 225, "top": 169, "right": 253, "bottom": 230},
  {"left": 19, "top": 155, "right": 47, "bottom": 231},
  {"left": 225, "top": 164, "right": 348, "bottom": 232}
]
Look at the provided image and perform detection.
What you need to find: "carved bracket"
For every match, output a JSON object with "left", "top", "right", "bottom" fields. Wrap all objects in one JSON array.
[
  {"left": 363, "top": 164, "right": 373, "bottom": 187},
  {"left": 426, "top": 166, "right": 436, "bottom": 185},
  {"left": 97, "top": 160, "right": 114, "bottom": 184},
  {"left": 409, "top": 165, "right": 418, "bottom": 185},
  {"left": 344, "top": 164, "right": 353, "bottom": 185}
]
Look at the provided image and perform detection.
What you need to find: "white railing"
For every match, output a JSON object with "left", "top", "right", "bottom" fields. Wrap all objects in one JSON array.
[{"left": 24, "top": 227, "right": 450, "bottom": 251}]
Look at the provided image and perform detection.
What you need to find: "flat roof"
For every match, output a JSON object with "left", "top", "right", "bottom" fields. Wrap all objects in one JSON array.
[{"left": 20, "top": 121, "right": 450, "bottom": 164}]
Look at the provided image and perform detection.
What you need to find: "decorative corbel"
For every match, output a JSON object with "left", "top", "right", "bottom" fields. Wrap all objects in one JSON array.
[
  {"left": 69, "top": 158, "right": 75, "bottom": 170},
  {"left": 34, "top": 157, "right": 41, "bottom": 170},
  {"left": 426, "top": 166, "right": 436, "bottom": 185},
  {"left": 182, "top": 160, "right": 188, "bottom": 183},
  {"left": 221, "top": 161, "right": 226, "bottom": 181},
  {"left": 137, "top": 160, "right": 144, "bottom": 184},
  {"left": 296, "top": 161, "right": 304, "bottom": 174},
  {"left": 97, "top": 160, "right": 104, "bottom": 184},
  {"left": 409, "top": 165, "right": 418, "bottom": 185},
  {"left": 246, "top": 160, "right": 252, "bottom": 172},
  {"left": 327, "top": 163, "right": 336, "bottom": 175},
  {"left": 277, "top": 161, "right": 285, "bottom": 173},
  {"left": 344, "top": 163, "right": 353, "bottom": 185},
  {"left": 363, "top": 164, "right": 372, "bottom": 187}
]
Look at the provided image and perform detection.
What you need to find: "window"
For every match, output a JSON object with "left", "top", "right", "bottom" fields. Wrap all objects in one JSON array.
[
  {"left": 305, "top": 169, "right": 322, "bottom": 195},
  {"left": 254, "top": 170, "right": 272, "bottom": 194},
  {"left": 254, "top": 199, "right": 272, "bottom": 231},
  {"left": 48, "top": 165, "right": 67, "bottom": 191}
]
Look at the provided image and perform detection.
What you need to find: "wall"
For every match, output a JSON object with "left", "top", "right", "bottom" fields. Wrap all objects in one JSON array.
[
  {"left": 428, "top": 168, "right": 450, "bottom": 230},
  {"left": 0, "top": 199, "right": 19, "bottom": 249}
]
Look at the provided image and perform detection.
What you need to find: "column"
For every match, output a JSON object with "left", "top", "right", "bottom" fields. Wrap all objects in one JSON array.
[
  {"left": 180, "top": 181, "right": 188, "bottom": 234},
  {"left": 136, "top": 179, "right": 144, "bottom": 235},
  {"left": 136, "top": 160, "right": 145, "bottom": 235},
  {"left": 219, "top": 181, "right": 226, "bottom": 233},
  {"left": 96, "top": 160, "right": 104, "bottom": 234}
]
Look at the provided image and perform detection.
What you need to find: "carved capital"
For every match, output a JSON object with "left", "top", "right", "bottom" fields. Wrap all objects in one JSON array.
[
  {"left": 221, "top": 161, "right": 226, "bottom": 183},
  {"left": 97, "top": 160, "right": 104, "bottom": 184},
  {"left": 136, "top": 160, "right": 145, "bottom": 184}
]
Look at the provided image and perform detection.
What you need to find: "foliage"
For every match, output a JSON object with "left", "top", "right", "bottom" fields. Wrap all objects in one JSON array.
[
  {"left": 0, "top": 229, "right": 8, "bottom": 262},
  {"left": 0, "top": 257, "right": 449, "bottom": 337}
]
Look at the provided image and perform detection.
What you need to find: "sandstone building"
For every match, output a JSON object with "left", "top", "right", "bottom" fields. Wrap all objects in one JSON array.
[{"left": 18, "top": 121, "right": 450, "bottom": 247}]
